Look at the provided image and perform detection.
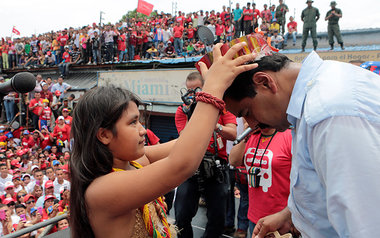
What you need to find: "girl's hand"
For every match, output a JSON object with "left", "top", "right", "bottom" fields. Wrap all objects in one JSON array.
[{"left": 198, "top": 42, "right": 258, "bottom": 97}]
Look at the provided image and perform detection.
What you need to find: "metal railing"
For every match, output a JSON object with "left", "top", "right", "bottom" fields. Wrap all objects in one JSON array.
[{"left": 3, "top": 213, "right": 68, "bottom": 238}]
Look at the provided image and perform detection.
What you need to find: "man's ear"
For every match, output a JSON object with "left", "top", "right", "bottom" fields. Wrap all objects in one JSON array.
[
  {"left": 96, "top": 128, "right": 113, "bottom": 145},
  {"left": 252, "top": 72, "right": 278, "bottom": 94}
]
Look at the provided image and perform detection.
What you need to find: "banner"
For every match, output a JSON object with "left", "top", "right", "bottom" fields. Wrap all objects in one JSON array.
[
  {"left": 137, "top": 0, "right": 154, "bottom": 16},
  {"left": 12, "top": 26, "right": 20, "bottom": 35}
]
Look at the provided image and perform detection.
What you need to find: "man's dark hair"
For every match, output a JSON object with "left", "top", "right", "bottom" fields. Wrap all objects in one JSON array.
[
  {"left": 186, "top": 72, "right": 204, "bottom": 85},
  {"left": 224, "top": 53, "right": 292, "bottom": 101}
]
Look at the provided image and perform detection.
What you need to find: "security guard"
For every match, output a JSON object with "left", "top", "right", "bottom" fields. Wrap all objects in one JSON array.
[
  {"left": 301, "top": 0, "right": 320, "bottom": 52},
  {"left": 325, "top": 1, "right": 344, "bottom": 50}
]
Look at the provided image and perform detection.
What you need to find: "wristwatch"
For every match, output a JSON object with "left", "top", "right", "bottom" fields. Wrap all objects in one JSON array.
[{"left": 216, "top": 124, "right": 223, "bottom": 133}]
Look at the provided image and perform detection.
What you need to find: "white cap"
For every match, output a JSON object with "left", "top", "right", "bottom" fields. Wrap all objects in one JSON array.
[
  {"left": 31, "top": 165, "right": 39, "bottom": 171},
  {"left": 58, "top": 116, "right": 65, "bottom": 120},
  {"left": 4, "top": 181, "right": 14, "bottom": 190}
]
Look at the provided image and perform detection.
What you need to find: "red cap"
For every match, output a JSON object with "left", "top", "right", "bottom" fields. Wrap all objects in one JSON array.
[
  {"left": 11, "top": 159, "right": 21, "bottom": 168},
  {"left": 44, "top": 195, "right": 56, "bottom": 202},
  {"left": 16, "top": 150, "right": 24, "bottom": 156},
  {"left": 7, "top": 153, "right": 15, "bottom": 159},
  {"left": 3, "top": 198, "right": 15, "bottom": 205},
  {"left": 45, "top": 180, "right": 54, "bottom": 189},
  {"left": 62, "top": 108, "right": 69, "bottom": 112},
  {"left": 24, "top": 194, "right": 35, "bottom": 202},
  {"left": 55, "top": 90, "right": 61, "bottom": 97},
  {"left": 12, "top": 175, "right": 20, "bottom": 180},
  {"left": 62, "top": 164, "right": 69, "bottom": 173}
]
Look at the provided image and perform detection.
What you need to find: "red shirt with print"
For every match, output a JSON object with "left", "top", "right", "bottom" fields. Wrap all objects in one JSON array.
[
  {"left": 287, "top": 21, "right": 298, "bottom": 33},
  {"left": 187, "top": 28, "right": 195, "bottom": 39},
  {"left": 29, "top": 98, "right": 43, "bottom": 115},
  {"left": 62, "top": 52, "right": 71, "bottom": 63},
  {"left": 175, "top": 106, "right": 236, "bottom": 160},
  {"left": 57, "top": 35, "right": 69, "bottom": 46},
  {"left": 117, "top": 34, "right": 126, "bottom": 51},
  {"left": 53, "top": 124, "right": 71, "bottom": 142},
  {"left": 254, "top": 9, "right": 261, "bottom": 19},
  {"left": 215, "top": 24, "right": 225, "bottom": 36},
  {"left": 243, "top": 9, "right": 253, "bottom": 21},
  {"left": 244, "top": 129, "right": 292, "bottom": 223}
]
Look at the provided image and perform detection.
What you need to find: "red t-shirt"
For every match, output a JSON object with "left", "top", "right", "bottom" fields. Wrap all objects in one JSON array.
[
  {"left": 55, "top": 115, "right": 72, "bottom": 127},
  {"left": 62, "top": 52, "right": 71, "bottom": 63},
  {"left": 244, "top": 129, "right": 292, "bottom": 223},
  {"left": 243, "top": 9, "right": 253, "bottom": 21},
  {"left": 173, "top": 26, "right": 184, "bottom": 38},
  {"left": 117, "top": 34, "right": 126, "bottom": 51},
  {"left": 175, "top": 106, "right": 237, "bottom": 160},
  {"left": 29, "top": 98, "right": 43, "bottom": 115},
  {"left": 57, "top": 35, "right": 69, "bottom": 46},
  {"left": 287, "top": 21, "right": 297, "bottom": 33},
  {"left": 39, "top": 107, "right": 52, "bottom": 120},
  {"left": 40, "top": 91, "right": 53, "bottom": 103},
  {"left": 28, "top": 137, "right": 41, "bottom": 148},
  {"left": 0, "top": 135, "right": 7, "bottom": 142},
  {"left": 215, "top": 24, "right": 225, "bottom": 36},
  {"left": 53, "top": 124, "right": 71, "bottom": 142},
  {"left": 187, "top": 28, "right": 195, "bottom": 39},
  {"left": 22, "top": 136, "right": 33, "bottom": 148},
  {"left": 253, "top": 9, "right": 261, "bottom": 19},
  {"left": 146, "top": 129, "right": 160, "bottom": 146},
  {"left": 175, "top": 16, "right": 185, "bottom": 25},
  {"left": 40, "top": 133, "right": 52, "bottom": 150},
  {"left": 129, "top": 32, "right": 137, "bottom": 46}
]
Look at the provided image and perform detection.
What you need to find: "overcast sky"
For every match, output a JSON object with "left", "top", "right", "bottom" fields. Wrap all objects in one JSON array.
[{"left": 1, "top": 0, "right": 378, "bottom": 37}]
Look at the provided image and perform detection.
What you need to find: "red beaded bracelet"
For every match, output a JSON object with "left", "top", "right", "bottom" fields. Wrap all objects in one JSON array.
[{"left": 195, "top": 91, "right": 226, "bottom": 112}]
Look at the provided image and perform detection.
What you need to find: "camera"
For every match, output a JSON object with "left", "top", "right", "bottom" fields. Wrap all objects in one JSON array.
[{"left": 180, "top": 87, "right": 201, "bottom": 119}]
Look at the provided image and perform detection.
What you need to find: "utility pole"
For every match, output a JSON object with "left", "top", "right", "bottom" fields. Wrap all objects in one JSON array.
[
  {"left": 172, "top": 1, "right": 177, "bottom": 16},
  {"left": 229, "top": 0, "right": 232, "bottom": 10},
  {"left": 99, "top": 11, "right": 105, "bottom": 26}
]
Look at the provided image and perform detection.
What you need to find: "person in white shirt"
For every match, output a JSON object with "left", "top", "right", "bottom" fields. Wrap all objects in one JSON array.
[
  {"left": 0, "top": 164, "right": 12, "bottom": 194},
  {"left": 53, "top": 168, "right": 70, "bottom": 195}
]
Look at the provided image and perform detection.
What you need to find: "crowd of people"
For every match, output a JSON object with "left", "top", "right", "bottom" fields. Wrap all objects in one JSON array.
[
  {"left": 0, "top": 73, "right": 74, "bottom": 236},
  {"left": 0, "top": 1, "right": 344, "bottom": 74}
]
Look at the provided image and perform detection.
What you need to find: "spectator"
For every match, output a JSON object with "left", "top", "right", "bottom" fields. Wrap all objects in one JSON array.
[
  {"left": 103, "top": 25, "right": 118, "bottom": 63},
  {"left": 173, "top": 22, "right": 184, "bottom": 56},
  {"left": 215, "top": 19, "right": 226, "bottom": 43},
  {"left": 91, "top": 31, "right": 101, "bottom": 64},
  {"left": 58, "top": 98, "right": 72, "bottom": 116},
  {"left": 58, "top": 46, "right": 71, "bottom": 77},
  {"left": 0, "top": 203, "right": 13, "bottom": 235},
  {"left": 38, "top": 99, "right": 52, "bottom": 131},
  {"left": 261, "top": 4, "right": 272, "bottom": 24},
  {"left": 28, "top": 92, "right": 43, "bottom": 130},
  {"left": 164, "top": 41, "right": 176, "bottom": 58},
  {"left": 51, "top": 76, "right": 71, "bottom": 100},
  {"left": 3, "top": 92, "right": 16, "bottom": 124},
  {"left": 271, "top": 30, "right": 284, "bottom": 49},
  {"left": 284, "top": 16, "right": 298, "bottom": 47},
  {"left": 325, "top": 1, "right": 344, "bottom": 50},
  {"left": 53, "top": 168, "right": 70, "bottom": 195},
  {"left": 52, "top": 116, "right": 71, "bottom": 152},
  {"left": 270, "top": 19, "right": 281, "bottom": 35},
  {"left": 57, "top": 30, "right": 69, "bottom": 62},
  {"left": 117, "top": 28, "right": 127, "bottom": 62},
  {"left": 233, "top": 3, "right": 244, "bottom": 38},
  {"left": 243, "top": 2, "right": 253, "bottom": 35},
  {"left": 301, "top": 0, "right": 320, "bottom": 51},
  {"left": 145, "top": 44, "right": 158, "bottom": 59}
]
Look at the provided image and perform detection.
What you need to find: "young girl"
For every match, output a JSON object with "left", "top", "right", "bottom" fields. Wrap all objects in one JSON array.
[{"left": 69, "top": 42, "right": 257, "bottom": 237}]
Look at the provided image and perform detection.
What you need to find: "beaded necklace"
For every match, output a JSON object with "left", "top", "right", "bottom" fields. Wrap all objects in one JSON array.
[{"left": 112, "top": 161, "right": 171, "bottom": 238}]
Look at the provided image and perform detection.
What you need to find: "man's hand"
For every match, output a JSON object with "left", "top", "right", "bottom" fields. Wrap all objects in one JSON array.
[{"left": 253, "top": 207, "right": 293, "bottom": 238}]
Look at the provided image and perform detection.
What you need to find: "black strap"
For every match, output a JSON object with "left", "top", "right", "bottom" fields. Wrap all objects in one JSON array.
[{"left": 249, "top": 130, "right": 277, "bottom": 172}]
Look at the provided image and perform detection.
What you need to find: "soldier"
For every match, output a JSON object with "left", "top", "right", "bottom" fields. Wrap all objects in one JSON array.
[
  {"left": 301, "top": 0, "right": 320, "bottom": 51},
  {"left": 275, "top": 0, "right": 289, "bottom": 35},
  {"left": 325, "top": 1, "right": 344, "bottom": 50}
]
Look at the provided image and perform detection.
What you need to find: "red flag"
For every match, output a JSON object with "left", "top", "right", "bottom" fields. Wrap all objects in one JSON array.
[
  {"left": 137, "top": 0, "right": 154, "bottom": 16},
  {"left": 12, "top": 26, "right": 20, "bottom": 35}
]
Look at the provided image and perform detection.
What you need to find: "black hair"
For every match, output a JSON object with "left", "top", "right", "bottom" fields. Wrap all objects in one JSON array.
[
  {"left": 15, "top": 204, "right": 26, "bottom": 209},
  {"left": 224, "top": 53, "right": 292, "bottom": 101},
  {"left": 70, "top": 86, "right": 140, "bottom": 238},
  {"left": 186, "top": 72, "right": 204, "bottom": 86}
]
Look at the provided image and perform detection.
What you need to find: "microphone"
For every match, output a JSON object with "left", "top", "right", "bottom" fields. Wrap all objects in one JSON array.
[
  {"left": 233, "top": 127, "right": 253, "bottom": 145},
  {"left": 0, "top": 72, "right": 36, "bottom": 96}
]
